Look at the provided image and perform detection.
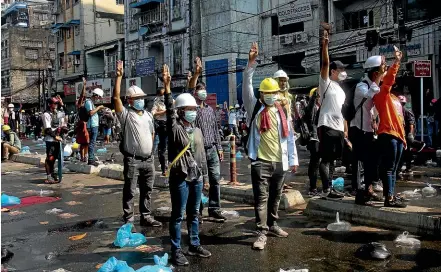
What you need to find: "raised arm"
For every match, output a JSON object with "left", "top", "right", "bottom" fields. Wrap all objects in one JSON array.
[
  {"left": 163, "top": 64, "right": 176, "bottom": 130},
  {"left": 243, "top": 42, "right": 258, "bottom": 117},
  {"left": 380, "top": 47, "right": 402, "bottom": 94},
  {"left": 188, "top": 57, "right": 202, "bottom": 89},
  {"left": 320, "top": 23, "right": 330, "bottom": 81},
  {"left": 113, "top": 60, "right": 124, "bottom": 113}
]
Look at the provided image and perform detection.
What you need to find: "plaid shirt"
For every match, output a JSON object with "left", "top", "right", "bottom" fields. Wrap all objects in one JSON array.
[{"left": 195, "top": 103, "right": 222, "bottom": 152}]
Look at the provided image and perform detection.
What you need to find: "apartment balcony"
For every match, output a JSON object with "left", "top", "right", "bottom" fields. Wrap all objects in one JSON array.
[
  {"left": 129, "top": 0, "right": 163, "bottom": 9},
  {"left": 137, "top": 4, "right": 165, "bottom": 26}
]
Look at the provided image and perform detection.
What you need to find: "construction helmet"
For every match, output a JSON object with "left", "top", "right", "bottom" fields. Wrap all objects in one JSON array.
[
  {"left": 273, "top": 70, "right": 288, "bottom": 79},
  {"left": 8, "top": 104, "right": 14, "bottom": 108},
  {"left": 259, "top": 78, "right": 280, "bottom": 93},
  {"left": 364, "top": 56, "right": 382, "bottom": 70},
  {"left": 2, "top": 125, "right": 11, "bottom": 131},
  {"left": 92, "top": 88, "right": 104, "bottom": 97},
  {"left": 175, "top": 93, "right": 197, "bottom": 108},
  {"left": 309, "top": 87, "right": 318, "bottom": 97},
  {"left": 235, "top": 104, "right": 240, "bottom": 108},
  {"left": 229, "top": 106, "right": 234, "bottom": 110},
  {"left": 21, "top": 110, "right": 25, "bottom": 113}
]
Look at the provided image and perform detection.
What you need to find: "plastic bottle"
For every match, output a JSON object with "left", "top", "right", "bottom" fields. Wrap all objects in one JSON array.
[{"left": 326, "top": 212, "right": 351, "bottom": 232}]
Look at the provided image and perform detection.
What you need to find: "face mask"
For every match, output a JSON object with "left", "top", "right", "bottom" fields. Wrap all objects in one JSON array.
[
  {"left": 263, "top": 94, "right": 277, "bottom": 106},
  {"left": 197, "top": 90, "right": 207, "bottom": 101},
  {"left": 338, "top": 71, "right": 348, "bottom": 81},
  {"left": 132, "top": 99, "right": 145, "bottom": 111},
  {"left": 184, "top": 110, "right": 197, "bottom": 123}
]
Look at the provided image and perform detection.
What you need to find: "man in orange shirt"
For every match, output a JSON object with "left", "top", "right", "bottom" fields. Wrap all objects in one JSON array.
[{"left": 372, "top": 46, "right": 407, "bottom": 208}]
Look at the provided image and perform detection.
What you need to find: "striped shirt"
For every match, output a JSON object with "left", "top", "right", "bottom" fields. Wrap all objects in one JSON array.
[{"left": 195, "top": 103, "right": 222, "bottom": 151}]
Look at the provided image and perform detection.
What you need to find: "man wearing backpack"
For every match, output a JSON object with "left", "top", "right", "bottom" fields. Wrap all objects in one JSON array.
[
  {"left": 85, "top": 88, "right": 104, "bottom": 165},
  {"left": 350, "top": 55, "right": 386, "bottom": 205},
  {"left": 102, "top": 108, "right": 114, "bottom": 144}
]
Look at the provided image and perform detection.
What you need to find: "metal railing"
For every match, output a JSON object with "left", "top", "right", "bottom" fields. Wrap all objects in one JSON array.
[{"left": 138, "top": 4, "right": 165, "bottom": 26}]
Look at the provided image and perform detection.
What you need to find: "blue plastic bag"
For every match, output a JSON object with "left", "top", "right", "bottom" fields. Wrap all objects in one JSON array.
[
  {"left": 98, "top": 257, "right": 135, "bottom": 272},
  {"left": 236, "top": 151, "right": 243, "bottom": 159},
  {"left": 135, "top": 254, "right": 172, "bottom": 272},
  {"left": 1, "top": 194, "right": 21, "bottom": 207},
  {"left": 201, "top": 194, "right": 209, "bottom": 205},
  {"left": 332, "top": 177, "right": 344, "bottom": 192},
  {"left": 97, "top": 148, "right": 107, "bottom": 154},
  {"left": 113, "top": 223, "right": 146, "bottom": 248}
]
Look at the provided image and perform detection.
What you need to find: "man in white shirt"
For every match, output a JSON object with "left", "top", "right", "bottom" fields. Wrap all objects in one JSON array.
[{"left": 317, "top": 24, "right": 348, "bottom": 195}]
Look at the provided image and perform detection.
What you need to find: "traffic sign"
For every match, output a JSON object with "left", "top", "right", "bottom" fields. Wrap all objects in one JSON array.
[{"left": 414, "top": 60, "right": 431, "bottom": 77}]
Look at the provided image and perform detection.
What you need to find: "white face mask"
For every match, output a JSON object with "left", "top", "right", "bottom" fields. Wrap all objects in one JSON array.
[
  {"left": 263, "top": 94, "right": 277, "bottom": 106},
  {"left": 338, "top": 71, "right": 348, "bottom": 81},
  {"left": 197, "top": 90, "right": 207, "bottom": 101}
]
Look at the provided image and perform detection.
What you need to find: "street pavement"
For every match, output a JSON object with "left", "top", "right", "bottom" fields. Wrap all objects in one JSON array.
[{"left": 2, "top": 162, "right": 441, "bottom": 271}]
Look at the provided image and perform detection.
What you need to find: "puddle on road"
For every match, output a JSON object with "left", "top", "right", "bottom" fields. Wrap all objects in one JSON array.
[{"left": 47, "top": 219, "right": 108, "bottom": 235}]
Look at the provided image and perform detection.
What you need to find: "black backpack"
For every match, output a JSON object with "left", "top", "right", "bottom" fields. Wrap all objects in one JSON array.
[
  {"left": 341, "top": 80, "right": 370, "bottom": 122},
  {"left": 78, "top": 99, "right": 91, "bottom": 122}
]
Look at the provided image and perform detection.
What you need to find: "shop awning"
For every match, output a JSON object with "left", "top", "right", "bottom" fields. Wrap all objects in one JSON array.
[
  {"left": 66, "top": 19, "right": 80, "bottom": 25},
  {"left": 130, "top": 0, "right": 163, "bottom": 8},
  {"left": 68, "top": 51, "right": 81, "bottom": 55},
  {"left": 2, "top": 2, "right": 27, "bottom": 16},
  {"left": 86, "top": 44, "right": 117, "bottom": 54},
  {"left": 51, "top": 23, "right": 64, "bottom": 33}
]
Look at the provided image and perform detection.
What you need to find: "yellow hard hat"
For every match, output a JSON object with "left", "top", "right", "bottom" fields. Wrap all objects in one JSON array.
[
  {"left": 21, "top": 110, "right": 25, "bottom": 113},
  {"left": 2, "top": 125, "right": 11, "bottom": 131},
  {"left": 259, "top": 78, "right": 280, "bottom": 93},
  {"left": 309, "top": 87, "right": 318, "bottom": 97},
  {"left": 72, "top": 142, "right": 80, "bottom": 150},
  {"left": 229, "top": 106, "right": 234, "bottom": 110},
  {"left": 112, "top": 109, "right": 115, "bottom": 113}
]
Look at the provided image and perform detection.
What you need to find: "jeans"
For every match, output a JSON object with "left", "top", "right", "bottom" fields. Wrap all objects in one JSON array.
[
  {"left": 307, "top": 140, "right": 320, "bottom": 191},
  {"left": 201, "top": 146, "right": 221, "bottom": 213},
  {"left": 318, "top": 126, "right": 344, "bottom": 190},
  {"left": 123, "top": 156, "right": 155, "bottom": 222},
  {"left": 229, "top": 124, "right": 239, "bottom": 137},
  {"left": 377, "top": 134, "right": 403, "bottom": 197},
  {"left": 156, "top": 123, "right": 168, "bottom": 173},
  {"left": 169, "top": 179, "right": 202, "bottom": 251},
  {"left": 251, "top": 159, "right": 285, "bottom": 232},
  {"left": 88, "top": 126, "right": 98, "bottom": 162}
]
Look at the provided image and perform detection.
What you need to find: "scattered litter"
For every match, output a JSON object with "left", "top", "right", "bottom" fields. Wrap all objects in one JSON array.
[
  {"left": 97, "top": 257, "right": 135, "bottom": 272},
  {"left": 334, "top": 166, "right": 346, "bottom": 174},
  {"left": 96, "top": 148, "right": 107, "bottom": 154},
  {"left": 394, "top": 231, "right": 421, "bottom": 248},
  {"left": 22, "top": 190, "right": 38, "bottom": 195},
  {"left": 58, "top": 213, "right": 78, "bottom": 219},
  {"left": 68, "top": 233, "right": 87, "bottom": 241},
  {"left": 20, "top": 146, "right": 31, "bottom": 154},
  {"left": 1, "top": 247, "right": 14, "bottom": 263},
  {"left": 398, "top": 189, "right": 422, "bottom": 200},
  {"left": 332, "top": 177, "right": 344, "bottom": 192},
  {"left": 96, "top": 263, "right": 103, "bottom": 269},
  {"left": 221, "top": 210, "right": 240, "bottom": 219},
  {"left": 136, "top": 254, "right": 172, "bottom": 272},
  {"left": 135, "top": 245, "right": 163, "bottom": 253},
  {"left": 236, "top": 151, "right": 243, "bottom": 159},
  {"left": 65, "top": 201, "right": 82, "bottom": 206},
  {"left": 45, "top": 208, "right": 63, "bottom": 215},
  {"left": 40, "top": 190, "right": 55, "bottom": 196},
  {"left": 6, "top": 196, "right": 60, "bottom": 208},
  {"left": 356, "top": 242, "right": 391, "bottom": 260},
  {"left": 8, "top": 210, "right": 25, "bottom": 216},
  {"left": 1, "top": 194, "right": 21, "bottom": 207},
  {"left": 36, "top": 143, "right": 46, "bottom": 147},
  {"left": 280, "top": 269, "right": 309, "bottom": 272},
  {"left": 201, "top": 194, "right": 209, "bottom": 205},
  {"left": 45, "top": 252, "right": 60, "bottom": 261},
  {"left": 1, "top": 208, "right": 10, "bottom": 212},
  {"left": 422, "top": 184, "right": 437, "bottom": 198},
  {"left": 49, "top": 269, "right": 71, "bottom": 272},
  {"left": 113, "top": 223, "right": 146, "bottom": 248},
  {"left": 63, "top": 145, "right": 73, "bottom": 157},
  {"left": 326, "top": 212, "right": 351, "bottom": 232},
  {"left": 39, "top": 221, "right": 49, "bottom": 225}
]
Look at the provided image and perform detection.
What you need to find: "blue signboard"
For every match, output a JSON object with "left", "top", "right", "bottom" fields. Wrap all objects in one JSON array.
[
  {"left": 136, "top": 57, "right": 155, "bottom": 77},
  {"left": 205, "top": 59, "right": 229, "bottom": 106}
]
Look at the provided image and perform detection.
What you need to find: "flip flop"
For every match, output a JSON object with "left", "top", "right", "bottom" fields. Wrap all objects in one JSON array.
[{"left": 44, "top": 179, "right": 60, "bottom": 184}]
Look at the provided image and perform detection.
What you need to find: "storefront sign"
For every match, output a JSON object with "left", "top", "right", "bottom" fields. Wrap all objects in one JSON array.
[
  {"left": 63, "top": 82, "right": 76, "bottom": 96},
  {"left": 75, "top": 78, "right": 112, "bottom": 104},
  {"left": 379, "top": 44, "right": 421, "bottom": 58},
  {"left": 135, "top": 57, "right": 155, "bottom": 77},
  {"left": 414, "top": 60, "right": 431, "bottom": 77},
  {"left": 277, "top": 2, "right": 313, "bottom": 26}
]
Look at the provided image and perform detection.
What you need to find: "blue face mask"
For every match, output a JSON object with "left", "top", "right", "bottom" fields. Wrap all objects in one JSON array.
[
  {"left": 184, "top": 110, "right": 197, "bottom": 123},
  {"left": 132, "top": 99, "right": 145, "bottom": 110}
]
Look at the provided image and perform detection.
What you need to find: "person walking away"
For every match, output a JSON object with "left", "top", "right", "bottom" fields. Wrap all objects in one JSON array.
[
  {"left": 1, "top": 125, "right": 21, "bottom": 161},
  {"left": 112, "top": 109, "right": 121, "bottom": 142},
  {"left": 19, "top": 110, "right": 26, "bottom": 138},
  {"left": 243, "top": 42, "right": 299, "bottom": 250},
  {"left": 102, "top": 108, "right": 114, "bottom": 144},
  {"left": 372, "top": 46, "right": 407, "bottom": 208},
  {"left": 42, "top": 97, "right": 64, "bottom": 184},
  {"left": 25, "top": 112, "right": 32, "bottom": 138},
  {"left": 113, "top": 60, "right": 162, "bottom": 228},
  {"left": 85, "top": 88, "right": 105, "bottom": 165},
  {"left": 349, "top": 55, "right": 385, "bottom": 204},
  {"left": 162, "top": 64, "right": 210, "bottom": 266},
  {"left": 76, "top": 77, "right": 90, "bottom": 162},
  {"left": 34, "top": 112, "right": 43, "bottom": 140},
  {"left": 317, "top": 23, "right": 348, "bottom": 196},
  {"left": 188, "top": 57, "right": 226, "bottom": 222},
  {"left": 397, "top": 95, "right": 425, "bottom": 178},
  {"left": 228, "top": 106, "right": 239, "bottom": 137},
  {"left": 7, "top": 104, "right": 16, "bottom": 132},
  {"left": 151, "top": 88, "right": 169, "bottom": 176}
]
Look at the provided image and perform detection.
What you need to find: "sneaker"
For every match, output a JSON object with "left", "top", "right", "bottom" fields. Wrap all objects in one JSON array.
[
  {"left": 384, "top": 197, "right": 407, "bottom": 208},
  {"left": 321, "top": 188, "right": 331, "bottom": 198},
  {"left": 140, "top": 217, "right": 162, "bottom": 227},
  {"left": 373, "top": 184, "right": 383, "bottom": 193},
  {"left": 188, "top": 245, "right": 211, "bottom": 258},
  {"left": 269, "top": 225, "right": 288, "bottom": 238},
  {"left": 327, "top": 189, "right": 345, "bottom": 199},
  {"left": 252, "top": 232, "right": 267, "bottom": 250},
  {"left": 209, "top": 210, "right": 226, "bottom": 222},
  {"left": 171, "top": 249, "right": 189, "bottom": 266},
  {"left": 308, "top": 189, "right": 320, "bottom": 197}
]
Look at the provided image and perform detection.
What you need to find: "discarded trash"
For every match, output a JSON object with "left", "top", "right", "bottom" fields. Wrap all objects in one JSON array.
[
  {"left": 236, "top": 151, "right": 243, "bottom": 159},
  {"left": 58, "top": 213, "right": 78, "bottom": 219},
  {"left": 45, "top": 252, "right": 59, "bottom": 260},
  {"left": 394, "top": 231, "right": 421, "bottom": 248},
  {"left": 201, "top": 194, "right": 209, "bottom": 205},
  {"left": 398, "top": 189, "right": 422, "bottom": 200},
  {"left": 96, "top": 148, "right": 107, "bottom": 154},
  {"left": 50, "top": 269, "right": 71, "bottom": 272},
  {"left": 45, "top": 208, "right": 63, "bottom": 215},
  {"left": 97, "top": 257, "right": 135, "bottom": 272},
  {"left": 1, "top": 194, "right": 21, "bottom": 207},
  {"left": 422, "top": 184, "right": 437, "bottom": 198},
  {"left": 356, "top": 242, "right": 391, "bottom": 260},
  {"left": 113, "top": 223, "right": 146, "bottom": 248},
  {"left": 279, "top": 269, "right": 309, "bottom": 272},
  {"left": 221, "top": 210, "right": 240, "bottom": 219},
  {"left": 1, "top": 208, "right": 10, "bottom": 212},
  {"left": 334, "top": 166, "right": 346, "bottom": 174},
  {"left": 39, "top": 221, "right": 49, "bottom": 225},
  {"left": 65, "top": 201, "right": 82, "bottom": 206},
  {"left": 1, "top": 247, "right": 14, "bottom": 264},
  {"left": 63, "top": 145, "right": 73, "bottom": 157},
  {"left": 40, "top": 189, "right": 55, "bottom": 196},
  {"left": 332, "top": 177, "right": 345, "bottom": 192},
  {"left": 36, "top": 143, "right": 46, "bottom": 147},
  {"left": 136, "top": 254, "right": 172, "bottom": 272},
  {"left": 135, "top": 245, "right": 163, "bottom": 253},
  {"left": 72, "top": 142, "right": 80, "bottom": 150},
  {"left": 8, "top": 210, "right": 25, "bottom": 216},
  {"left": 326, "top": 212, "right": 351, "bottom": 232},
  {"left": 68, "top": 233, "right": 87, "bottom": 241},
  {"left": 20, "top": 149, "right": 31, "bottom": 154}
]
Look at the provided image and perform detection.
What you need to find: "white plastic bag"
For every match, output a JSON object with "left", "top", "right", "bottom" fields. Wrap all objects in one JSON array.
[
  {"left": 394, "top": 231, "right": 421, "bottom": 248},
  {"left": 326, "top": 212, "right": 351, "bottom": 232},
  {"left": 422, "top": 184, "right": 437, "bottom": 198},
  {"left": 399, "top": 189, "right": 422, "bottom": 200},
  {"left": 63, "top": 144, "right": 73, "bottom": 157},
  {"left": 221, "top": 210, "right": 240, "bottom": 219}
]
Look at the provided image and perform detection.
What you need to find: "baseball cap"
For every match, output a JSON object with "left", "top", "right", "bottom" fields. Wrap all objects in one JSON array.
[{"left": 330, "top": 60, "right": 348, "bottom": 71}]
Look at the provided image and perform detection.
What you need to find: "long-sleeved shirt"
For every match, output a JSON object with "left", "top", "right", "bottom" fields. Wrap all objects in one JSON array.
[
  {"left": 195, "top": 103, "right": 223, "bottom": 152},
  {"left": 4, "top": 131, "right": 21, "bottom": 149},
  {"left": 350, "top": 77, "right": 380, "bottom": 132},
  {"left": 242, "top": 61, "right": 298, "bottom": 170}
]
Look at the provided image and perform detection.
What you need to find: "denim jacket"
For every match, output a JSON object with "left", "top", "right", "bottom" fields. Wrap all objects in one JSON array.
[{"left": 242, "top": 62, "right": 299, "bottom": 170}]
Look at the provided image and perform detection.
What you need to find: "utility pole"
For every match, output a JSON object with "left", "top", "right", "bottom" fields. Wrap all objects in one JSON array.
[
  {"left": 38, "top": 69, "right": 41, "bottom": 112},
  {"left": 42, "top": 69, "right": 46, "bottom": 111}
]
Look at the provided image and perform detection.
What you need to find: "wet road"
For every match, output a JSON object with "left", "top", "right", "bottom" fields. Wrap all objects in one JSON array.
[{"left": 2, "top": 162, "right": 441, "bottom": 272}]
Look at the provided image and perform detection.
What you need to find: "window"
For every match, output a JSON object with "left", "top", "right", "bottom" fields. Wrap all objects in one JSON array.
[
  {"left": 106, "top": 54, "right": 117, "bottom": 72},
  {"left": 406, "top": 0, "right": 441, "bottom": 22},
  {"left": 271, "top": 16, "right": 304, "bottom": 35},
  {"left": 1, "top": 70, "right": 10, "bottom": 88},
  {"left": 74, "top": 25, "right": 80, "bottom": 36},
  {"left": 172, "top": 42, "right": 182, "bottom": 75},
  {"left": 48, "top": 50, "right": 55, "bottom": 60},
  {"left": 66, "top": 28, "right": 71, "bottom": 39},
  {"left": 57, "top": 31, "right": 63, "bottom": 42},
  {"left": 59, "top": 52, "right": 65, "bottom": 69},
  {"left": 343, "top": 10, "right": 374, "bottom": 31},
  {"left": 74, "top": 55, "right": 80, "bottom": 66},
  {"left": 116, "top": 0, "right": 124, "bottom": 4},
  {"left": 1, "top": 40, "right": 8, "bottom": 59},
  {"left": 25, "top": 49, "right": 39, "bottom": 60},
  {"left": 116, "top": 22, "right": 124, "bottom": 34},
  {"left": 172, "top": 0, "right": 182, "bottom": 20},
  {"left": 66, "top": 0, "right": 70, "bottom": 9}
]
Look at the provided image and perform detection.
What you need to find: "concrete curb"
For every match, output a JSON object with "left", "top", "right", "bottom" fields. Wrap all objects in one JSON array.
[
  {"left": 304, "top": 198, "right": 441, "bottom": 235},
  {"left": 11, "top": 154, "right": 45, "bottom": 167}
]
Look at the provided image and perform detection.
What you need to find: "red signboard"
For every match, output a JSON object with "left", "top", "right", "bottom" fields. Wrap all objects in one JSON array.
[
  {"left": 63, "top": 83, "right": 76, "bottom": 96},
  {"left": 414, "top": 60, "right": 431, "bottom": 77}
]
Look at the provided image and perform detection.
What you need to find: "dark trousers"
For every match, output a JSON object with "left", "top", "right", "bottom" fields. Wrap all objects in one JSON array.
[
  {"left": 349, "top": 127, "right": 377, "bottom": 191},
  {"left": 307, "top": 140, "right": 320, "bottom": 191},
  {"left": 251, "top": 159, "right": 285, "bottom": 233},
  {"left": 377, "top": 134, "right": 403, "bottom": 197},
  {"left": 123, "top": 156, "right": 155, "bottom": 222},
  {"left": 88, "top": 126, "right": 98, "bottom": 162},
  {"left": 200, "top": 146, "right": 221, "bottom": 214},
  {"left": 318, "top": 126, "right": 344, "bottom": 190},
  {"left": 169, "top": 179, "right": 202, "bottom": 251},
  {"left": 156, "top": 122, "right": 168, "bottom": 173}
]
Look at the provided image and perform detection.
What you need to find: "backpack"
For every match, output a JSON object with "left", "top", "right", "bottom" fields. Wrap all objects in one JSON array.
[
  {"left": 78, "top": 99, "right": 91, "bottom": 122},
  {"left": 341, "top": 80, "right": 370, "bottom": 122}
]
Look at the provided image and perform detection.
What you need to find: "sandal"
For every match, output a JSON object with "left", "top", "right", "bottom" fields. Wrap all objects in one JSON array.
[{"left": 45, "top": 176, "right": 60, "bottom": 184}]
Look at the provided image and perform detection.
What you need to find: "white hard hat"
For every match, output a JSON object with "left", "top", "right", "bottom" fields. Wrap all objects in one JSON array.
[
  {"left": 126, "top": 85, "right": 146, "bottom": 98},
  {"left": 92, "top": 88, "right": 104, "bottom": 97},
  {"left": 273, "top": 70, "right": 289, "bottom": 79},
  {"left": 70, "top": 111, "right": 74, "bottom": 114},
  {"left": 364, "top": 56, "right": 382, "bottom": 70},
  {"left": 8, "top": 104, "right": 14, "bottom": 108},
  {"left": 175, "top": 93, "right": 197, "bottom": 108},
  {"left": 235, "top": 104, "right": 240, "bottom": 108}
]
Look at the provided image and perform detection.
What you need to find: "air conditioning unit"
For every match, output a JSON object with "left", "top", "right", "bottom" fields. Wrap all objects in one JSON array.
[
  {"left": 295, "top": 33, "right": 308, "bottom": 43},
  {"left": 280, "top": 34, "right": 293, "bottom": 45}
]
